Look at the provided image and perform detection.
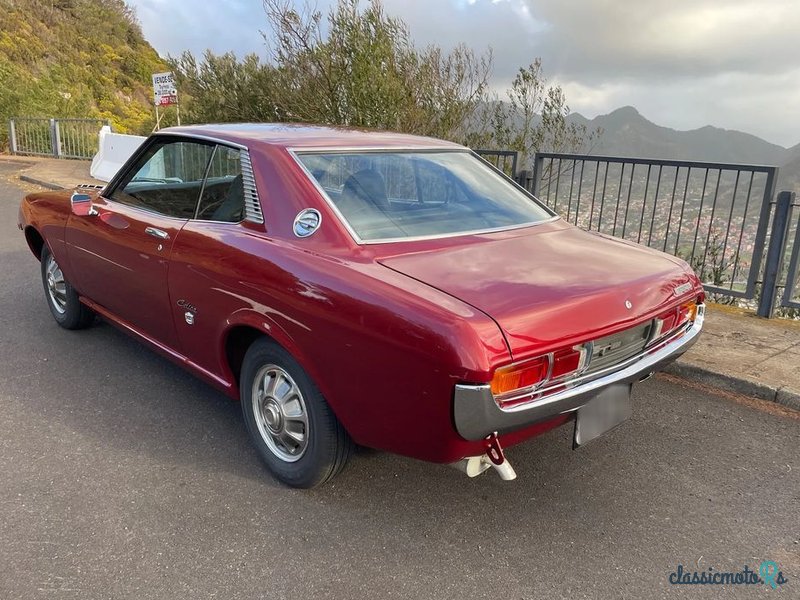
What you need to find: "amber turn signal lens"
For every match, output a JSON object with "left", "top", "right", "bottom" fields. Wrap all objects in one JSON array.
[
  {"left": 677, "top": 300, "right": 698, "bottom": 325},
  {"left": 490, "top": 356, "right": 549, "bottom": 396}
]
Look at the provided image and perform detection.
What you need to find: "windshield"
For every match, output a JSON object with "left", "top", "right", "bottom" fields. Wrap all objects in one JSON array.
[{"left": 295, "top": 150, "right": 554, "bottom": 242}]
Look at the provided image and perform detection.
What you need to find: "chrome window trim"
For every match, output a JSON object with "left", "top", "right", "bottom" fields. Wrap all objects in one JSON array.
[
  {"left": 287, "top": 148, "right": 559, "bottom": 245},
  {"left": 104, "top": 134, "right": 249, "bottom": 222},
  {"left": 154, "top": 131, "right": 249, "bottom": 151},
  {"left": 287, "top": 145, "right": 466, "bottom": 154},
  {"left": 103, "top": 131, "right": 260, "bottom": 225}
]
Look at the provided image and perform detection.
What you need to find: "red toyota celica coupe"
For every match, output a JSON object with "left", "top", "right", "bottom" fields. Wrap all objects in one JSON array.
[{"left": 18, "top": 124, "right": 704, "bottom": 487}]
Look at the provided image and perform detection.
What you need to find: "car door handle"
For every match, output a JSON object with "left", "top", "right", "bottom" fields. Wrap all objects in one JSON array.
[{"left": 145, "top": 227, "right": 170, "bottom": 240}]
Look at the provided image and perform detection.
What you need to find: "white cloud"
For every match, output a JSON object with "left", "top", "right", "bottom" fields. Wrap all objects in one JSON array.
[{"left": 526, "top": 0, "right": 800, "bottom": 80}]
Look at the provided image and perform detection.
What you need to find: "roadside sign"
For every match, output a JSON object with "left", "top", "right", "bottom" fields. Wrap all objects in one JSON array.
[{"left": 152, "top": 71, "right": 178, "bottom": 107}]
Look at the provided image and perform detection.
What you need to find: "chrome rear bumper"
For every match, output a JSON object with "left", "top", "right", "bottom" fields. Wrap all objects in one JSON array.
[{"left": 453, "top": 305, "right": 704, "bottom": 441}]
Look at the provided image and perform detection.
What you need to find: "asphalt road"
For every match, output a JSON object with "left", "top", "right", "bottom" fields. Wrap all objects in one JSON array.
[{"left": 1, "top": 161, "right": 798, "bottom": 599}]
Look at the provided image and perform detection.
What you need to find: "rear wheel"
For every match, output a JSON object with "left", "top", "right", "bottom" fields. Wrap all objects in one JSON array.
[
  {"left": 40, "top": 246, "right": 94, "bottom": 330},
  {"left": 240, "top": 339, "right": 353, "bottom": 488}
]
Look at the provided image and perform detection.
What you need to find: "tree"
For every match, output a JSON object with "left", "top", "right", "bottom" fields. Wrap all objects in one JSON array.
[
  {"left": 172, "top": 0, "right": 491, "bottom": 140},
  {"left": 171, "top": 0, "right": 596, "bottom": 158},
  {"left": 263, "top": 0, "right": 492, "bottom": 138},
  {"left": 172, "top": 51, "right": 275, "bottom": 124},
  {"left": 468, "top": 59, "right": 601, "bottom": 170}
]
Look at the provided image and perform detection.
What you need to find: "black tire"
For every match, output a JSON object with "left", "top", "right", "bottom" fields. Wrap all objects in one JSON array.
[
  {"left": 240, "top": 338, "right": 353, "bottom": 488},
  {"left": 40, "top": 246, "right": 94, "bottom": 330}
]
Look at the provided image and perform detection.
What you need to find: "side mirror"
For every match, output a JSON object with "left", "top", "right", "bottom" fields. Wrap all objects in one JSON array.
[{"left": 70, "top": 192, "right": 98, "bottom": 217}]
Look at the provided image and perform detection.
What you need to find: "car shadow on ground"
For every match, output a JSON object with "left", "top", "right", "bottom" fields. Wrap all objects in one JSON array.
[{"left": 11, "top": 281, "right": 586, "bottom": 494}]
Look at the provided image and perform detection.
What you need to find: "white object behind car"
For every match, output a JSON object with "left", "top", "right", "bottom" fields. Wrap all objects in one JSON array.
[{"left": 90, "top": 126, "right": 146, "bottom": 182}]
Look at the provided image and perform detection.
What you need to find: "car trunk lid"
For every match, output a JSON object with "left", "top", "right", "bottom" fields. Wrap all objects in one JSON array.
[{"left": 376, "top": 221, "right": 695, "bottom": 359}]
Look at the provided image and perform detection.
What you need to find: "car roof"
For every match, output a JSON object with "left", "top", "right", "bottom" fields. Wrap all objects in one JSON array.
[{"left": 159, "top": 123, "right": 466, "bottom": 151}]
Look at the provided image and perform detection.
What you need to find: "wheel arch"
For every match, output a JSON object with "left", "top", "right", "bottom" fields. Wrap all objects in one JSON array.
[
  {"left": 24, "top": 226, "right": 45, "bottom": 260},
  {"left": 220, "top": 312, "right": 318, "bottom": 396},
  {"left": 224, "top": 324, "right": 265, "bottom": 389}
]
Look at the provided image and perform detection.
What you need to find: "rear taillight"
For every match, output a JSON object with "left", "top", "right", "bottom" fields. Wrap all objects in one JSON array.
[
  {"left": 651, "top": 299, "right": 699, "bottom": 343},
  {"left": 677, "top": 300, "right": 698, "bottom": 326},
  {"left": 490, "top": 356, "right": 548, "bottom": 397},
  {"left": 551, "top": 346, "right": 587, "bottom": 379},
  {"left": 490, "top": 344, "right": 588, "bottom": 405}
]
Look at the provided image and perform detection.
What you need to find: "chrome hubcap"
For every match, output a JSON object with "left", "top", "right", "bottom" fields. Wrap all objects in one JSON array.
[
  {"left": 252, "top": 365, "right": 309, "bottom": 462},
  {"left": 45, "top": 254, "right": 67, "bottom": 314}
]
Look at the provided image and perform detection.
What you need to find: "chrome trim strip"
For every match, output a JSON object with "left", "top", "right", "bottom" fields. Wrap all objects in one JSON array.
[
  {"left": 287, "top": 148, "right": 560, "bottom": 246},
  {"left": 78, "top": 295, "right": 232, "bottom": 391},
  {"left": 69, "top": 243, "right": 134, "bottom": 272},
  {"left": 495, "top": 320, "right": 684, "bottom": 406},
  {"left": 287, "top": 145, "right": 466, "bottom": 154},
  {"left": 453, "top": 305, "right": 704, "bottom": 440},
  {"left": 358, "top": 219, "right": 558, "bottom": 245}
]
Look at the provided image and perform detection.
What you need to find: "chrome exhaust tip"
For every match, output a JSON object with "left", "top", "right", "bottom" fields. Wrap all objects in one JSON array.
[
  {"left": 451, "top": 455, "right": 492, "bottom": 478},
  {"left": 450, "top": 454, "right": 517, "bottom": 481},
  {"left": 491, "top": 458, "right": 517, "bottom": 481}
]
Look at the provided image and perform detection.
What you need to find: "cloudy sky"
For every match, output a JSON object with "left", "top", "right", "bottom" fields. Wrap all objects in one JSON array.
[{"left": 127, "top": 0, "right": 800, "bottom": 147}]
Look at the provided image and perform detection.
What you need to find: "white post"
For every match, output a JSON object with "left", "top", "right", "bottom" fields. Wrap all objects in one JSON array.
[{"left": 8, "top": 120, "right": 17, "bottom": 154}]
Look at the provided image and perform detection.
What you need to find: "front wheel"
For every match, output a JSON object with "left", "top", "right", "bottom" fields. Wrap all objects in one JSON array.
[
  {"left": 40, "top": 246, "right": 94, "bottom": 330},
  {"left": 240, "top": 339, "right": 354, "bottom": 488}
]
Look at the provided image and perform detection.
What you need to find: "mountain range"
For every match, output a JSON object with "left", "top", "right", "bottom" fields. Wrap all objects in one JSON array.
[{"left": 569, "top": 106, "right": 799, "bottom": 190}]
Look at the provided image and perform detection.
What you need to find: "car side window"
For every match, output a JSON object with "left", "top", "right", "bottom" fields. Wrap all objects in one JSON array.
[
  {"left": 195, "top": 145, "right": 245, "bottom": 223},
  {"left": 111, "top": 139, "right": 215, "bottom": 219}
]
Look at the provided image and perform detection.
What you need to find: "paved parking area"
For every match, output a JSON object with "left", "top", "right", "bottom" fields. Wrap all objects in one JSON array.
[{"left": 1, "top": 163, "right": 798, "bottom": 599}]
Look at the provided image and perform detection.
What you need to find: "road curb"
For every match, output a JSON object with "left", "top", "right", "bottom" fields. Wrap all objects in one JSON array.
[
  {"left": 665, "top": 361, "right": 800, "bottom": 411},
  {"left": 19, "top": 174, "right": 65, "bottom": 191}
]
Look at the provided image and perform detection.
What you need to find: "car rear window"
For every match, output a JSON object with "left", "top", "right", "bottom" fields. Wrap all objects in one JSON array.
[{"left": 295, "top": 150, "right": 554, "bottom": 242}]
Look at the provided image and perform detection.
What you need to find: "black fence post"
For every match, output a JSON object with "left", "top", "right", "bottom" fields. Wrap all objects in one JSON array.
[
  {"left": 516, "top": 169, "right": 531, "bottom": 190},
  {"left": 531, "top": 154, "right": 544, "bottom": 197},
  {"left": 757, "top": 191, "right": 795, "bottom": 318}
]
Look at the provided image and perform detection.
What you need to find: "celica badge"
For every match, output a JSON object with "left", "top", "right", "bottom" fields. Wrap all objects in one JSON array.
[
  {"left": 624, "top": 300, "right": 633, "bottom": 310},
  {"left": 673, "top": 282, "right": 692, "bottom": 297}
]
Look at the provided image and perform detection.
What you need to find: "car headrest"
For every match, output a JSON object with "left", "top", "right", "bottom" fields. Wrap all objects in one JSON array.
[{"left": 341, "top": 169, "right": 389, "bottom": 212}]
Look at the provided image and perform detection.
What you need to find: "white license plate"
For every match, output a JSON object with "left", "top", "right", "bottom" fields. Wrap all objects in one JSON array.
[{"left": 573, "top": 384, "right": 632, "bottom": 447}]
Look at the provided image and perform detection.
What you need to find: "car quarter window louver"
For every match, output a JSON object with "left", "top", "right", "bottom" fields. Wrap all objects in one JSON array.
[{"left": 240, "top": 150, "right": 264, "bottom": 224}]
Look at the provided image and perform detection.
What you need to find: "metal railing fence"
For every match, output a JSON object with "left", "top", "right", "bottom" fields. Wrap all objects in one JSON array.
[
  {"left": 474, "top": 149, "right": 518, "bottom": 178},
  {"left": 9, "top": 117, "right": 110, "bottom": 159},
  {"left": 527, "top": 153, "right": 778, "bottom": 306},
  {"left": 474, "top": 149, "right": 798, "bottom": 317}
]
